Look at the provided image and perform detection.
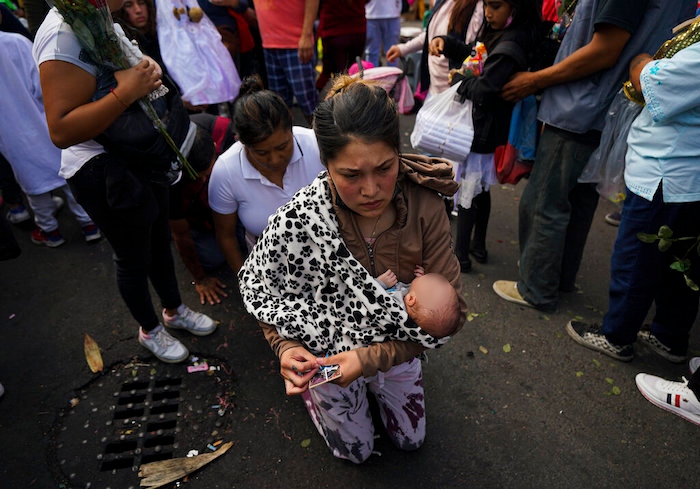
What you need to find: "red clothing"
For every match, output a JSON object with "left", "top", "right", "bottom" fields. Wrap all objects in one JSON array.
[
  {"left": 318, "top": 0, "right": 367, "bottom": 38},
  {"left": 542, "top": 0, "right": 559, "bottom": 22}
]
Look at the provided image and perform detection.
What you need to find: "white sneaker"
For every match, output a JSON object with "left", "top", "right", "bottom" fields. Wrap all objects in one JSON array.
[
  {"left": 138, "top": 326, "right": 189, "bottom": 363},
  {"left": 163, "top": 305, "right": 216, "bottom": 336},
  {"left": 690, "top": 357, "right": 700, "bottom": 375},
  {"left": 635, "top": 373, "right": 700, "bottom": 426}
]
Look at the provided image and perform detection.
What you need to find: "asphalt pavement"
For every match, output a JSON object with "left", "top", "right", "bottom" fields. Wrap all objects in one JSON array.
[{"left": 1, "top": 102, "right": 699, "bottom": 489}]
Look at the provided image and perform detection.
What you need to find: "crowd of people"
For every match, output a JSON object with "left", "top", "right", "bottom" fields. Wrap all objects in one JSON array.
[{"left": 1, "top": 0, "right": 699, "bottom": 455}]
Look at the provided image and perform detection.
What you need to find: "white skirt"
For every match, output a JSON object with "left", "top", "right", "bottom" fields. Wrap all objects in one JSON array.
[{"left": 456, "top": 152, "right": 497, "bottom": 209}]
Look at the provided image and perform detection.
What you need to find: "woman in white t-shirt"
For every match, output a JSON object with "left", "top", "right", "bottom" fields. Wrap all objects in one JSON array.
[
  {"left": 209, "top": 75, "right": 324, "bottom": 274},
  {"left": 33, "top": 0, "right": 217, "bottom": 364}
]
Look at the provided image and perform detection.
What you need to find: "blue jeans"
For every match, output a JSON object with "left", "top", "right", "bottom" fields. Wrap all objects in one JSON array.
[
  {"left": 517, "top": 126, "right": 599, "bottom": 310},
  {"left": 364, "top": 17, "right": 401, "bottom": 67},
  {"left": 602, "top": 186, "right": 700, "bottom": 353}
]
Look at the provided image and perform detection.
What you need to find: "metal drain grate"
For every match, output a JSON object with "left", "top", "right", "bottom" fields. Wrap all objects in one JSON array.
[
  {"left": 50, "top": 357, "right": 236, "bottom": 489},
  {"left": 99, "top": 376, "right": 182, "bottom": 472}
]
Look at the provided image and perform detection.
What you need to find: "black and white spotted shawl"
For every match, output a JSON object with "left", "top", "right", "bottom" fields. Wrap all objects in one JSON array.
[{"left": 237, "top": 173, "right": 450, "bottom": 356}]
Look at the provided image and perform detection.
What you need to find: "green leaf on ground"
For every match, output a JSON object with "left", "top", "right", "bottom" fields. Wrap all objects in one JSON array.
[
  {"left": 301, "top": 438, "right": 311, "bottom": 448},
  {"left": 503, "top": 344, "right": 511, "bottom": 353}
]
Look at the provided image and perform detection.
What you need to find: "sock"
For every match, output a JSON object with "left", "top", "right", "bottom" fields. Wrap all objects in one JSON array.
[{"left": 141, "top": 324, "right": 163, "bottom": 338}]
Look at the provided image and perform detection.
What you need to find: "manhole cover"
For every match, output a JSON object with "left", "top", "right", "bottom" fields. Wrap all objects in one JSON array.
[{"left": 50, "top": 356, "right": 236, "bottom": 488}]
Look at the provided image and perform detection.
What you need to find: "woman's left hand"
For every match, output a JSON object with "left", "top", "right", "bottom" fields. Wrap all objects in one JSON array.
[{"left": 317, "top": 351, "right": 362, "bottom": 388}]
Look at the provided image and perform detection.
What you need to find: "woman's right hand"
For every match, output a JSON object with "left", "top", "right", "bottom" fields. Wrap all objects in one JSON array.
[
  {"left": 113, "top": 58, "right": 163, "bottom": 104},
  {"left": 386, "top": 45, "right": 402, "bottom": 62},
  {"left": 428, "top": 37, "right": 445, "bottom": 57},
  {"left": 280, "top": 346, "right": 319, "bottom": 395}
]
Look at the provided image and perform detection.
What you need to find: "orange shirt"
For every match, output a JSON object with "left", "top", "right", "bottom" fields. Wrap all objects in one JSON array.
[{"left": 255, "top": 0, "right": 307, "bottom": 49}]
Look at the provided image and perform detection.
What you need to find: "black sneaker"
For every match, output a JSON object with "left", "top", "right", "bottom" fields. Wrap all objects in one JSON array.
[
  {"left": 566, "top": 320, "right": 634, "bottom": 362},
  {"left": 637, "top": 329, "right": 686, "bottom": 364}
]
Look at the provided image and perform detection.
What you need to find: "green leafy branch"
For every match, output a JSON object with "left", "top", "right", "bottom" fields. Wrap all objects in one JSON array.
[{"left": 638, "top": 225, "right": 700, "bottom": 291}]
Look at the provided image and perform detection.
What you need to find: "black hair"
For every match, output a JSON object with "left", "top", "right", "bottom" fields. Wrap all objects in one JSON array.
[
  {"left": 113, "top": 0, "right": 157, "bottom": 38},
  {"left": 232, "top": 75, "right": 293, "bottom": 146},
  {"left": 479, "top": 0, "right": 542, "bottom": 51},
  {"left": 312, "top": 75, "right": 400, "bottom": 166}
]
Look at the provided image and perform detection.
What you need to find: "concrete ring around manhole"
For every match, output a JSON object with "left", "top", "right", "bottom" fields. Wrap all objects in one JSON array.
[{"left": 48, "top": 355, "right": 236, "bottom": 488}]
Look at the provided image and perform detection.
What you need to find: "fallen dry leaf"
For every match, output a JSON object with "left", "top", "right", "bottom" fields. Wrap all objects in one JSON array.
[{"left": 84, "top": 333, "right": 103, "bottom": 373}]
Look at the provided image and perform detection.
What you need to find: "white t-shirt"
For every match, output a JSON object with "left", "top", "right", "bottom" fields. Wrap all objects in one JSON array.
[
  {"left": 32, "top": 8, "right": 105, "bottom": 179},
  {"left": 365, "top": 0, "right": 402, "bottom": 19},
  {"left": 208, "top": 126, "right": 324, "bottom": 238}
]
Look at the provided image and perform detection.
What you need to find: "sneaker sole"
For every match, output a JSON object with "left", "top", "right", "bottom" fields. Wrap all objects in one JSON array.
[
  {"left": 635, "top": 374, "right": 700, "bottom": 426},
  {"left": 84, "top": 233, "right": 102, "bottom": 243},
  {"left": 31, "top": 237, "right": 65, "bottom": 248},
  {"left": 138, "top": 338, "right": 189, "bottom": 363},
  {"left": 163, "top": 321, "right": 217, "bottom": 337},
  {"left": 565, "top": 320, "right": 633, "bottom": 362}
]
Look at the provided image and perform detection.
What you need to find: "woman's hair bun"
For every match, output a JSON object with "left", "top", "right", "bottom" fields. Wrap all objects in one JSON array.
[{"left": 237, "top": 74, "right": 265, "bottom": 99}]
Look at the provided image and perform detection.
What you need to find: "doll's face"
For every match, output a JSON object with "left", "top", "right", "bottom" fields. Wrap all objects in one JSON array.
[{"left": 484, "top": 0, "right": 514, "bottom": 30}]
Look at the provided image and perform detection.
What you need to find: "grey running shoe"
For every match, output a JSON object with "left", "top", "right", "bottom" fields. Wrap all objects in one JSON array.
[
  {"left": 138, "top": 326, "right": 189, "bottom": 363},
  {"left": 163, "top": 306, "right": 216, "bottom": 336}
]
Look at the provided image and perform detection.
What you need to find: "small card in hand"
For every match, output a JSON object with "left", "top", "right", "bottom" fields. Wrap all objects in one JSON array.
[{"left": 309, "top": 364, "right": 341, "bottom": 389}]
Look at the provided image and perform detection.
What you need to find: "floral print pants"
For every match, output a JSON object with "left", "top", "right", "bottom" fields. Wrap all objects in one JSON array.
[{"left": 301, "top": 358, "right": 425, "bottom": 463}]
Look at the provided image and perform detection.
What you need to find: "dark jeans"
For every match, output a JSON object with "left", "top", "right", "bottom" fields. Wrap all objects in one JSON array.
[
  {"left": 602, "top": 186, "right": 700, "bottom": 354},
  {"left": 517, "top": 126, "right": 599, "bottom": 310},
  {"left": 68, "top": 153, "right": 182, "bottom": 331}
]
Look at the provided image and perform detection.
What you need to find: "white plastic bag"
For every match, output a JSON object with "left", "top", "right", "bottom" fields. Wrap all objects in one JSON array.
[
  {"left": 156, "top": 0, "right": 241, "bottom": 105},
  {"left": 579, "top": 88, "right": 643, "bottom": 204},
  {"left": 410, "top": 83, "right": 474, "bottom": 162}
]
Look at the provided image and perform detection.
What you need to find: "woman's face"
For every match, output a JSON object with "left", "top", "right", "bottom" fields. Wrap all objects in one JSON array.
[
  {"left": 484, "top": 0, "right": 513, "bottom": 30},
  {"left": 245, "top": 126, "right": 295, "bottom": 175},
  {"left": 122, "top": 0, "right": 149, "bottom": 31},
  {"left": 326, "top": 138, "right": 399, "bottom": 219}
]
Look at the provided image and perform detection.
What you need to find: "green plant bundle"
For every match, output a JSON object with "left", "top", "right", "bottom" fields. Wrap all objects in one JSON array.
[
  {"left": 48, "top": 0, "right": 197, "bottom": 179},
  {"left": 638, "top": 225, "right": 700, "bottom": 291}
]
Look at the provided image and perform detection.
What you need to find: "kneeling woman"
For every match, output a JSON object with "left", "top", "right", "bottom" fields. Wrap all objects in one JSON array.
[{"left": 239, "top": 76, "right": 466, "bottom": 463}]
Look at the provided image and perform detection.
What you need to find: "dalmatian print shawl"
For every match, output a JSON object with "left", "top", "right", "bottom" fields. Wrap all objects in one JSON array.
[{"left": 238, "top": 173, "right": 450, "bottom": 356}]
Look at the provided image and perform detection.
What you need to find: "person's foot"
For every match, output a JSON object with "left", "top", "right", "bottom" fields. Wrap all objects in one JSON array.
[
  {"left": 138, "top": 326, "right": 189, "bottom": 363},
  {"left": 6, "top": 204, "right": 30, "bottom": 224},
  {"left": 565, "top": 320, "right": 634, "bottom": 361},
  {"left": 81, "top": 224, "right": 102, "bottom": 243},
  {"left": 492, "top": 280, "right": 533, "bottom": 308},
  {"left": 31, "top": 227, "right": 65, "bottom": 247},
  {"left": 635, "top": 373, "right": 700, "bottom": 426},
  {"left": 604, "top": 211, "right": 621, "bottom": 226},
  {"left": 637, "top": 328, "right": 686, "bottom": 364},
  {"left": 163, "top": 305, "right": 216, "bottom": 336},
  {"left": 0, "top": 382, "right": 4, "bottom": 398},
  {"left": 469, "top": 247, "right": 488, "bottom": 264},
  {"left": 459, "top": 259, "right": 472, "bottom": 273}
]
